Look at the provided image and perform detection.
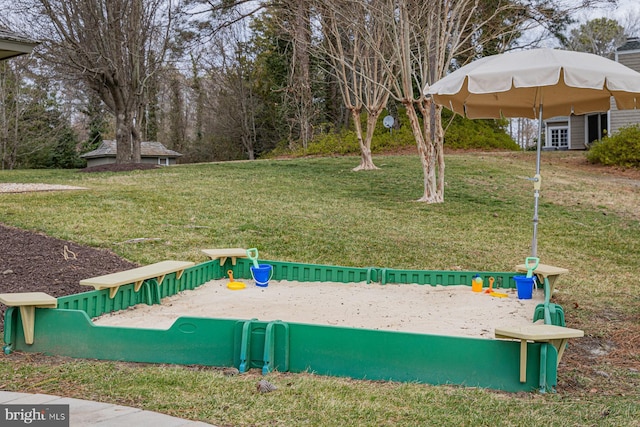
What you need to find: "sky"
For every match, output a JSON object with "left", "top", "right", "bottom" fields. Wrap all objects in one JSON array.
[
  {"left": 526, "top": 0, "right": 640, "bottom": 48},
  {"left": 577, "top": 0, "right": 640, "bottom": 35}
]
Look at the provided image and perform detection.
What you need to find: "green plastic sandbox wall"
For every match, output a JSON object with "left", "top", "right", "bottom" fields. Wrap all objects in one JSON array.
[{"left": 3, "top": 259, "right": 557, "bottom": 392}]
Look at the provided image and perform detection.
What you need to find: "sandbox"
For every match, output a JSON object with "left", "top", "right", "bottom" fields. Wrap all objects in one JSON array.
[
  {"left": 2, "top": 257, "right": 572, "bottom": 393},
  {"left": 93, "top": 279, "right": 543, "bottom": 338}
]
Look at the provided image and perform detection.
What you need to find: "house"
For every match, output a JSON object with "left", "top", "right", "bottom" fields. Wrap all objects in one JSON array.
[
  {"left": 81, "top": 140, "right": 183, "bottom": 168},
  {"left": 610, "top": 37, "right": 640, "bottom": 136},
  {"left": 0, "top": 27, "right": 38, "bottom": 60},
  {"left": 544, "top": 37, "right": 640, "bottom": 150}
]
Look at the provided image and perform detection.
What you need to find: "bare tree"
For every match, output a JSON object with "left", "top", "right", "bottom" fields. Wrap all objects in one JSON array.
[
  {"left": 0, "top": 59, "right": 27, "bottom": 169},
  {"left": 17, "top": 0, "right": 177, "bottom": 163},
  {"left": 372, "top": 0, "right": 497, "bottom": 202},
  {"left": 319, "top": 2, "right": 392, "bottom": 171},
  {"left": 620, "top": 9, "right": 640, "bottom": 37},
  {"left": 282, "top": 0, "right": 315, "bottom": 149},
  {"left": 210, "top": 35, "right": 260, "bottom": 160},
  {"left": 358, "top": 0, "right": 578, "bottom": 203}
]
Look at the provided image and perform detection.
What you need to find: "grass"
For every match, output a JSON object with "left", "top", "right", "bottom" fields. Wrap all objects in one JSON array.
[{"left": 1, "top": 151, "right": 639, "bottom": 426}]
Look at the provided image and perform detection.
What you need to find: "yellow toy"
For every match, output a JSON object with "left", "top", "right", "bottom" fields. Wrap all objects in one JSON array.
[
  {"left": 471, "top": 275, "right": 483, "bottom": 292},
  {"left": 227, "top": 270, "right": 246, "bottom": 290},
  {"left": 485, "top": 277, "right": 508, "bottom": 297}
]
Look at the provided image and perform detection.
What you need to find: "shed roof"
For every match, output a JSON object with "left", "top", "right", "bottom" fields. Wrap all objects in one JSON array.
[
  {"left": 0, "top": 27, "right": 38, "bottom": 61},
  {"left": 81, "top": 140, "right": 182, "bottom": 159}
]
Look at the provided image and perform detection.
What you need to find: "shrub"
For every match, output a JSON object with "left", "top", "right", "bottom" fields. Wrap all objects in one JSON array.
[
  {"left": 442, "top": 110, "right": 519, "bottom": 150},
  {"left": 272, "top": 107, "right": 518, "bottom": 158},
  {"left": 587, "top": 124, "right": 640, "bottom": 168}
]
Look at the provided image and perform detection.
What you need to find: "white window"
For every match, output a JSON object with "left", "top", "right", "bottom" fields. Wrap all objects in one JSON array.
[
  {"left": 158, "top": 157, "right": 169, "bottom": 166},
  {"left": 549, "top": 127, "right": 568, "bottom": 148}
]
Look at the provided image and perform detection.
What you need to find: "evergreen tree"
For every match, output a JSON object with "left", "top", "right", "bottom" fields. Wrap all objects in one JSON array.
[
  {"left": 82, "top": 94, "right": 108, "bottom": 153},
  {"left": 51, "top": 127, "right": 84, "bottom": 169},
  {"left": 563, "top": 18, "right": 626, "bottom": 57}
]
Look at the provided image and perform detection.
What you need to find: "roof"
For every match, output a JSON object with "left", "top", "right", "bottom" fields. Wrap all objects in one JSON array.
[
  {"left": 81, "top": 140, "right": 183, "bottom": 159},
  {"left": 0, "top": 27, "right": 38, "bottom": 61},
  {"left": 617, "top": 37, "right": 640, "bottom": 53}
]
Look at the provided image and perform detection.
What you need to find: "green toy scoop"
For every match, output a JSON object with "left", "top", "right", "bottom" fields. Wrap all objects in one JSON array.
[
  {"left": 524, "top": 257, "right": 539, "bottom": 278},
  {"left": 246, "top": 248, "right": 260, "bottom": 268}
]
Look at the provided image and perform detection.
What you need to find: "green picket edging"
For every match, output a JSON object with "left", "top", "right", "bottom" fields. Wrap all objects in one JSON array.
[
  {"left": 380, "top": 268, "right": 516, "bottom": 288},
  {"left": 5, "top": 309, "right": 557, "bottom": 392},
  {"left": 286, "top": 323, "right": 558, "bottom": 391},
  {"left": 230, "top": 258, "right": 517, "bottom": 288},
  {"left": 55, "top": 261, "right": 225, "bottom": 319},
  {"left": 2, "top": 258, "right": 563, "bottom": 392},
  {"left": 231, "top": 258, "right": 379, "bottom": 284}
]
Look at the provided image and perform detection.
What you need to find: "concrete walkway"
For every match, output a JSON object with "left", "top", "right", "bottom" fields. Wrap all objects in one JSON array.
[{"left": 0, "top": 391, "right": 215, "bottom": 426}]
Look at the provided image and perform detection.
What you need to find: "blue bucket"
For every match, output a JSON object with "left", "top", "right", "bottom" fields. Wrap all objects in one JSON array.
[
  {"left": 250, "top": 264, "right": 273, "bottom": 287},
  {"left": 513, "top": 275, "right": 534, "bottom": 299}
]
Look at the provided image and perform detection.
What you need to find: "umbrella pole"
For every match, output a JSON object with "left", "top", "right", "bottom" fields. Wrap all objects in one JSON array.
[{"left": 531, "top": 105, "right": 543, "bottom": 257}]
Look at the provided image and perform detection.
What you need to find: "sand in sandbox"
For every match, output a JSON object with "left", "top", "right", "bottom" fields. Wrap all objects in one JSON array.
[{"left": 92, "top": 279, "right": 544, "bottom": 339}]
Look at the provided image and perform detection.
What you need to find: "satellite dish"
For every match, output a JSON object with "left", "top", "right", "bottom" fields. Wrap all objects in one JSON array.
[{"left": 383, "top": 115, "right": 395, "bottom": 129}]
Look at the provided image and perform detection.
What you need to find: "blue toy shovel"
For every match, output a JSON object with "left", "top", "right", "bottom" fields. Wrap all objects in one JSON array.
[{"left": 246, "top": 248, "right": 260, "bottom": 268}]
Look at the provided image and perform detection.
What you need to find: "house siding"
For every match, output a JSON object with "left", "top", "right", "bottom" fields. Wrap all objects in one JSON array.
[
  {"left": 610, "top": 48, "right": 640, "bottom": 135},
  {"left": 610, "top": 108, "right": 640, "bottom": 134},
  {"left": 87, "top": 156, "right": 178, "bottom": 168},
  {"left": 569, "top": 115, "right": 586, "bottom": 150},
  {"left": 86, "top": 157, "right": 116, "bottom": 168},
  {"left": 545, "top": 41, "right": 640, "bottom": 149},
  {"left": 617, "top": 49, "right": 640, "bottom": 70}
]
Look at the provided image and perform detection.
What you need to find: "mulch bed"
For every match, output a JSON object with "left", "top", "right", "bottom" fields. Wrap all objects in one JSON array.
[
  {"left": 79, "top": 163, "right": 160, "bottom": 173},
  {"left": 0, "top": 223, "right": 138, "bottom": 331}
]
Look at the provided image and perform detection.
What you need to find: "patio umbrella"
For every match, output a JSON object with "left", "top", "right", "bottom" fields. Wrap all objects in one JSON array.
[{"left": 425, "top": 48, "right": 640, "bottom": 257}]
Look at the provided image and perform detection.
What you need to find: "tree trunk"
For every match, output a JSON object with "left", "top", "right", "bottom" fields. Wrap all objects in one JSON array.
[
  {"left": 404, "top": 101, "right": 443, "bottom": 203},
  {"left": 115, "top": 109, "right": 135, "bottom": 164},
  {"left": 292, "top": 2, "right": 313, "bottom": 148},
  {"left": 353, "top": 109, "right": 381, "bottom": 171},
  {"left": 433, "top": 104, "right": 445, "bottom": 199}
]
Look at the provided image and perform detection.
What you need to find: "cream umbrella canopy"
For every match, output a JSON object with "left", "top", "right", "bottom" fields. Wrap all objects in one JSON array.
[{"left": 425, "top": 48, "right": 640, "bottom": 256}]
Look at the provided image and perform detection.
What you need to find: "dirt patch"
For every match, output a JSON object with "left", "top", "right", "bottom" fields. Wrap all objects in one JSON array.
[
  {"left": 541, "top": 152, "right": 640, "bottom": 181},
  {"left": 487, "top": 150, "right": 640, "bottom": 182},
  {"left": 0, "top": 164, "right": 159, "bottom": 194},
  {"left": 0, "top": 184, "right": 88, "bottom": 194}
]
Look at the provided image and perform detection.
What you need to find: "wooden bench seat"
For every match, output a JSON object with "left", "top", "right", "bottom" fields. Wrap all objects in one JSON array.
[
  {"left": 515, "top": 263, "right": 569, "bottom": 326},
  {"left": 80, "top": 260, "right": 194, "bottom": 298},
  {"left": 495, "top": 324, "right": 583, "bottom": 385},
  {"left": 514, "top": 263, "right": 568, "bottom": 297},
  {"left": 0, "top": 292, "right": 57, "bottom": 344},
  {"left": 201, "top": 248, "right": 247, "bottom": 266}
]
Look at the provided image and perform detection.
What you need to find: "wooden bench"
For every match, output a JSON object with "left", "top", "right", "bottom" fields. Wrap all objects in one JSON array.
[
  {"left": 495, "top": 324, "right": 584, "bottom": 386},
  {"left": 80, "top": 260, "right": 194, "bottom": 299},
  {"left": 201, "top": 248, "right": 247, "bottom": 266},
  {"left": 515, "top": 263, "right": 568, "bottom": 297},
  {"left": 515, "top": 263, "right": 569, "bottom": 325},
  {"left": 0, "top": 292, "right": 57, "bottom": 344}
]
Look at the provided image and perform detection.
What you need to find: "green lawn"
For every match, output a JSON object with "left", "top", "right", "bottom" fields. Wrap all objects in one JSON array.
[{"left": 1, "top": 152, "right": 638, "bottom": 426}]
